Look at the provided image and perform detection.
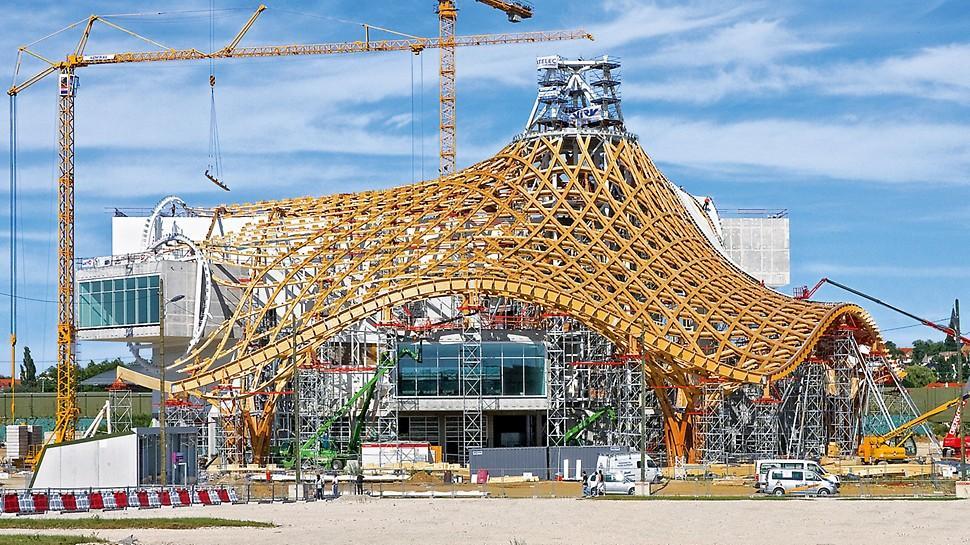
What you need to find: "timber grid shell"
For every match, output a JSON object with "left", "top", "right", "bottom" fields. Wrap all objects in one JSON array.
[{"left": 167, "top": 130, "right": 881, "bottom": 396}]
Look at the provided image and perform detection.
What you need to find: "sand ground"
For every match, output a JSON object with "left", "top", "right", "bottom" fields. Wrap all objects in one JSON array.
[{"left": 3, "top": 496, "right": 969, "bottom": 545}]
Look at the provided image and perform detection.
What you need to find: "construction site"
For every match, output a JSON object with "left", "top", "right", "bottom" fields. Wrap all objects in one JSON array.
[{"left": 2, "top": 2, "right": 969, "bottom": 544}]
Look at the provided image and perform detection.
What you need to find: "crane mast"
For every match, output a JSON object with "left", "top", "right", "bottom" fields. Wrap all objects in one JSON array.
[
  {"left": 8, "top": 5, "right": 590, "bottom": 445},
  {"left": 437, "top": 0, "right": 535, "bottom": 175}
]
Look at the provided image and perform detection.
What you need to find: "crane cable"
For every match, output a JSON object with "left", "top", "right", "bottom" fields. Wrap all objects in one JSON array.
[
  {"left": 204, "top": 0, "right": 229, "bottom": 191},
  {"left": 8, "top": 93, "right": 17, "bottom": 422}
]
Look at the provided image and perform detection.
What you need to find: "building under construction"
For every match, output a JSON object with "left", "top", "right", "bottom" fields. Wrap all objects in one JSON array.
[{"left": 74, "top": 55, "right": 926, "bottom": 473}]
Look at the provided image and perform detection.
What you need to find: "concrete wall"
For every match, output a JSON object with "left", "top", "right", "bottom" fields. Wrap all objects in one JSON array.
[
  {"left": 721, "top": 217, "right": 790, "bottom": 287},
  {"left": 32, "top": 433, "right": 139, "bottom": 489}
]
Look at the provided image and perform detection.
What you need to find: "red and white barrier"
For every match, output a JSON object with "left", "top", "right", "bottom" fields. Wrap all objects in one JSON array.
[{"left": 0, "top": 487, "right": 239, "bottom": 515}]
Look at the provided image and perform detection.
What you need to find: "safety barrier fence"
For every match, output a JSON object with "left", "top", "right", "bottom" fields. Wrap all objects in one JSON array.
[{"left": 0, "top": 486, "right": 239, "bottom": 515}]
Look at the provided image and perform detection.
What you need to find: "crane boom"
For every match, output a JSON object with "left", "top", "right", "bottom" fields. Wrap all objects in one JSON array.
[
  {"left": 7, "top": 3, "right": 591, "bottom": 445},
  {"left": 795, "top": 277, "right": 970, "bottom": 346},
  {"left": 877, "top": 393, "right": 969, "bottom": 444}
]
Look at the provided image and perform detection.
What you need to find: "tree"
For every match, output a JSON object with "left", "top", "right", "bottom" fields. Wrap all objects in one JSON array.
[
  {"left": 902, "top": 364, "right": 937, "bottom": 388},
  {"left": 19, "top": 346, "right": 36, "bottom": 387}
]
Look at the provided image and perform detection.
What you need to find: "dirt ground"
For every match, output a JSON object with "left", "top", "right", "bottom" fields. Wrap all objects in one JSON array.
[{"left": 5, "top": 497, "right": 970, "bottom": 545}]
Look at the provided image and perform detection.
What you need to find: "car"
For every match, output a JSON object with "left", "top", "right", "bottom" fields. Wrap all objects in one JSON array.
[
  {"left": 755, "top": 459, "right": 839, "bottom": 490},
  {"left": 761, "top": 469, "right": 838, "bottom": 497},
  {"left": 587, "top": 472, "right": 637, "bottom": 495}
]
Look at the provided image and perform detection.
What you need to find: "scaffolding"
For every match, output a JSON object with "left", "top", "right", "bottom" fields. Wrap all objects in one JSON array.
[
  {"left": 830, "top": 331, "right": 859, "bottom": 456},
  {"left": 106, "top": 379, "right": 132, "bottom": 434},
  {"left": 749, "top": 396, "right": 780, "bottom": 460},
  {"left": 786, "top": 360, "right": 826, "bottom": 459},
  {"left": 545, "top": 314, "right": 569, "bottom": 447},
  {"left": 698, "top": 380, "right": 728, "bottom": 464},
  {"left": 459, "top": 302, "right": 485, "bottom": 462}
]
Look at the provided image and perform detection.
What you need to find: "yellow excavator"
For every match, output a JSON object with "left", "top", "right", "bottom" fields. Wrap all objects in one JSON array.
[{"left": 858, "top": 392, "right": 970, "bottom": 464}]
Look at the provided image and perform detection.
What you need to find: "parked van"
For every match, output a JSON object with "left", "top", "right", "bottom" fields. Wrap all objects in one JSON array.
[
  {"left": 760, "top": 468, "right": 838, "bottom": 496},
  {"left": 754, "top": 459, "right": 839, "bottom": 490},
  {"left": 596, "top": 452, "right": 662, "bottom": 483}
]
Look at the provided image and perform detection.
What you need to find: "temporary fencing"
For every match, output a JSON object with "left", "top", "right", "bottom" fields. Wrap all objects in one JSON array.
[{"left": 0, "top": 486, "right": 240, "bottom": 515}]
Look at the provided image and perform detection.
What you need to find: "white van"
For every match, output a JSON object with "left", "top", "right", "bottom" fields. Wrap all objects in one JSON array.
[
  {"left": 755, "top": 459, "right": 839, "bottom": 490},
  {"left": 596, "top": 452, "right": 662, "bottom": 483},
  {"left": 761, "top": 468, "right": 838, "bottom": 496}
]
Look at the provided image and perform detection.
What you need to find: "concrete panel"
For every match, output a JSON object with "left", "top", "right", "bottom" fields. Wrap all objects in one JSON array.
[
  {"left": 32, "top": 433, "right": 138, "bottom": 489},
  {"left": 720, "top": 217, "right": 790, "bottom": 288}
]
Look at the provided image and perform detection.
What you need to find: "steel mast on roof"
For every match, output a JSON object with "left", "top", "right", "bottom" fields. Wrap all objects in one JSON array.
[{"left": 6, "top": 3, "right": 591, "bottom": 446}]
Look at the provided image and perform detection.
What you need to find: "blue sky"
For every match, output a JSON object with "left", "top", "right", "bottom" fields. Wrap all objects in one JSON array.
[{"left": 1, "top": 0, "right": 968, "bottom": 371}]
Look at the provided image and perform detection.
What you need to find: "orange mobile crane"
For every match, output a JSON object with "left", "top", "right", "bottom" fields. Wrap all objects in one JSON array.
[{"left": 7, "top": 4, "right": 591, "bottom": 448}]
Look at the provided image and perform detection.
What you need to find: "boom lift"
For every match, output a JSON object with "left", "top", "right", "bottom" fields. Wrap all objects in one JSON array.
[
  {"left": 282, "top": 347, "right": 421, "bottom": 470},
  {"left": 858, "top": 392, "right": 970, "bottom": 464},
  {"left": 562, "top": 406, "right": 615, "bottom": 446},
  {"left": 7, "top": 5, "right": 590, "bottom": 448}
]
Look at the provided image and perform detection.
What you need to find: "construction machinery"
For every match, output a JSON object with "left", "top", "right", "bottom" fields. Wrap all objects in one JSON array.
[
  {"left": 281, "top": 346, "right": 421, "bottom": 470},
  {"left": 795, "top": 278, "right": 970, "bottom": 347},
  {"left": 858, "top": 392, "right": 970, "bottom": 464},
  {"left": 436, "top": 0, "right": 534, "bottom": 175},
  {"left": 563, "top": 406, "right": 616, "bottom": 446},
  {"left": 7, "top": 5, "right": 590, "bottom": 448}
]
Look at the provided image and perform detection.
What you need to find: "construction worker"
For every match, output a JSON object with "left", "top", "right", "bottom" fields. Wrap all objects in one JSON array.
[
  {"left": 355, "top": 472, "right": 365, "bottom": 495},
  {"left": 315, "top": 473, "right": 323, "bottom": 500},
  {"left": 331, "top": 473, "right": 339, "bottom": 498},
  {"left": 581, "top": 470, "right": 589, "bottom": 497}
]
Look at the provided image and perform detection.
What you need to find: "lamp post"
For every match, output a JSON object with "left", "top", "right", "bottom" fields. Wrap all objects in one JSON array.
[{"left": 157, "top": 280, "right": 185, "bottom": 487}]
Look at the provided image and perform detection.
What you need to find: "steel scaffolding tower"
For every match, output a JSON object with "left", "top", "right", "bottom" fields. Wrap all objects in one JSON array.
[
  {"left": 830, "top": 332, "right": 858, "bottom": 456},
  {"left": 107, "top": 380, "right": 132, "bottom": 434},
  {"left": 750, "top": 397, "right": 779, "bottom": 459},
  {"left": 612, "top": 356, "right": 647, "bottom": 452},
  {"left": 699, "top": 380, "right": 728, "bottom": 464},
  {"left": 787, "top": 361, "right": 826, "bottom": 459},
  {"left": 545, "top": 314, "right": 569, "bottom": 447},
  {"left": 376, "top": 327, "right": 399, "bottom": 442},
  {"left": 459, "top": 303, "right": 485, "bottom": 462}
]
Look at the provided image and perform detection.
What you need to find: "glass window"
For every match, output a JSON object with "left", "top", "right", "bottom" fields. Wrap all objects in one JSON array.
[
  {"left": 397, "top": 341, "right": 545, "bottom": 398},
  {"left": 77, "top": 275, "right": 160, "bottom": 329},
  {"left": 791, "top": 471, "right": 803, "bottom": 481},
  {"left": 523, "top": 343, "right": 545, "bottom": 395},
  {"left": 771, "top": 471, "right": 783, "bottom": 480}
]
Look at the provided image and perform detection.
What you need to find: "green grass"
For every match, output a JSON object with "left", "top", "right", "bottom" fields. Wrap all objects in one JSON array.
[
  {"left": 0, "top": 536, "right": 106, "bottom": 545},
  {"left": 0, "top": 516, "right": 274, "bottom": 530}
]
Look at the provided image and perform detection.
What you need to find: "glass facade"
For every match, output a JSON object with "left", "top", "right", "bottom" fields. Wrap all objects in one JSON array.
[
  {"left": 398, "top": 341, "right": 545, "bottom": 397},
  {"left": 78, "top": 275, "right": 160, "bottom": 329}
]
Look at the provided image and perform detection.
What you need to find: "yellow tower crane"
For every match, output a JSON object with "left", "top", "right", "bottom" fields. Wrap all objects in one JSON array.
[
  {"left": 436, "top": 0, "right": 535, "bottom": 175},
  {"left": 7, "top": 5, "right": 591, "bottom": 447}
]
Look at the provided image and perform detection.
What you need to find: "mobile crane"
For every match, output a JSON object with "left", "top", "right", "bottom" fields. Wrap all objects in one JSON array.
[
  {"left": 858, "top": 392, "right": 970, "bottom": 464},
  {"left": 281, "top": 346, "right": 421, "bottom": 470}
]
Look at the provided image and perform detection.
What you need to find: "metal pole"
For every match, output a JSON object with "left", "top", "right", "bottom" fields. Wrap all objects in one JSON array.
[
  {"left": 159, "top": 280, "right": 167, "bottom": 487},
  {"left": 956, "top": 299, "right": 965, "bottom": 480},
  {"left": 639, "top": 331, "right": 646, "bottom": 485},
  {"left": 292, "top": 312, "right": 301, "bottom": 499}
]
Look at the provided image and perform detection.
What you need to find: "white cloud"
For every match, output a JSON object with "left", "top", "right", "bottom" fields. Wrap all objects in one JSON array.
[
  {"left": 629, "top": 115, "right": 970, "bottom": 185},
  {"left": 624, "top": 42, "right": 970, "bottom": 104},
  {"left": 648, "top": 19, "right": 828, "bottom": 67}
]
